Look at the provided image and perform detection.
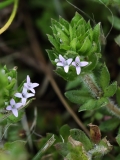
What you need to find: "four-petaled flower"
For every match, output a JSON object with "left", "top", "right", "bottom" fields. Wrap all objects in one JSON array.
[
  {"left": 24, "top": 75, "right": 39, "bottom": 93},
  {"left": 6, "top": 99, "right": 22, "bottom": 117},
  {"left": 55, "top": 54, "right": 72, "bottom": 73},
  {"left": 72, "top": 56, "right": 88, "bottom": 75},
  {"left": 15, "top": 88, "right": 34, "bottom": 105}
]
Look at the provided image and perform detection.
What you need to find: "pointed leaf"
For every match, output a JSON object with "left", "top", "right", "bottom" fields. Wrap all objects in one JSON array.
[
  {"left": 92, "top": 23, "right": 101, "bottom": 42},
  {"left": 104, "top": 81, "right": 117, "bottom": 97},
  {"left": 71, "top": 12, "right": 82, "bottom": 27},
  {"left": 47, "top": 34, "right": 60, "bottom": 50},
  {"left": 99, "top": 64, "right": 110, "bottom": 90},
  {"left": 79, "top": 37, "right": 92, "bottom": 55},
  {"left": 100, "top": 118, "right": 120, "bottom": 132},
  {"left": 65, "top": 90, "right": 92, "bottom": 105},
  {"left": 60, "top": 124, "right": 70, "bottom": 142},
  {"left": 70, "top": 38, "right": 77, "bottom": 51},
  {"left": 79, "top": 99, "right": 96, "bottom": 112},
  {"left": 70, "top": 129, "right": 93, "bottom": 151},
  {"left": 46, "top": 49, "right": 57, "bottom": 64}
]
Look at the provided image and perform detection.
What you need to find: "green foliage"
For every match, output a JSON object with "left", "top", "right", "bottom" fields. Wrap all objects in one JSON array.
[
  {"left": 108, "top": 16, "right": 120, "bottom": 30},
  {"left": 99, "top": 64, "right": 110, "bottom": 90},
  {"left": 99, "top": 118, "right": 120, "bottom": 132},
  {"left": 0, "top": 0, "right": 14, "bottom": 9},
  {"left": 55, "top": 127, "right": 112, "bottom": 160},
  {"left": 115, "top": 35, "right": 120, "bottom": 46},
  {"left": 33, "top": 134, "right": 56, "bottom": 160},
  {"left": 47, "top": 12, "right": 101, "bottom": 80},
  {"left": 70, "top": 129, "right": 93, "bottom": 151}
]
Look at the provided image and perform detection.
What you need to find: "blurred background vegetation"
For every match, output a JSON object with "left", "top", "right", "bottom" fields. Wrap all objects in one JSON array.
[{"left": 0, "top": 0, "right": 120, "bottom": 159}]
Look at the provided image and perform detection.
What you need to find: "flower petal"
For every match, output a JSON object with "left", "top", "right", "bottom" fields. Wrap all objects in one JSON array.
[
  {"left": 26, "top": 93, "right": 35, "bottom": 98},
  {"left": 6, "top": 106, "right": 12, "bottom": 110},
  {"left": 75, "top": 56, "right": 80, "bottom": 63},
  {"left": 80, "top": 61, "right": 88, "bottom": 67},
  {"left": 32, "top": 83, "right": 39, "bottom": 88},
  {"left": 22, "top": 87, "right": 27, "bottom": 95},
  {"left": 22, "top": 98, "right": 27, "bottom": 105},
  {"left": 67, "top": 58, "right": 72, "bottom": 65},
  {"left": 59, "top": 55, "right": 65, "bottom": 62},
  {"left": 10, "top": 99, "right": 15, "bottom": 106},
  {"left": 29, "top": 88, "right": 35, "bottom": 93},
  {"left": 27, "top": 75, "right": 30, "bottom": 84},
  {"left": 12, "top": 108, "right": 18, "bottom": 117},
  {"left": 76, "top": 66, "right": 81, "bottom": 75},
  {"left": 14, "top": 93, "right": 22, "bottom": 98},
  {"left": 64, "top": 65, "right": 69, "bottom": 73},
  {"left": 56, "top": 62, "right": 64, "bottom": 66},
  {"left": 72, "top": 61, "right": 76, "bottom": 67},
  {"left": 15, "top": 103, "right": 22, "bottom": 109}
]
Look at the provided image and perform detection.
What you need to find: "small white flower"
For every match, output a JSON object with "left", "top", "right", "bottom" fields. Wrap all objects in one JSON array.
[
  {"left": 72, "top": 56, "right": 88, "bottom": 75},
  {"left": 55, "top": 55, "right": 72, "bottom": 73},
  {"left": 6, "top": 99, "right": 22, "bottom": 117},
  {"left": 15, "top": 88, "right": 34, "bottom": 105},
  {"left": 24, "top": 75, "right": 39, "bottom": 93}
]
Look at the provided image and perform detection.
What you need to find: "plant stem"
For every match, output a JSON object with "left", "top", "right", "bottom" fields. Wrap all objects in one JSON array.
[
  {"left": 83, "top": 74, "right": 120, "bottom": 118},
  {"left": 0, "top": 0, "right": 18, "bottom": 34}
]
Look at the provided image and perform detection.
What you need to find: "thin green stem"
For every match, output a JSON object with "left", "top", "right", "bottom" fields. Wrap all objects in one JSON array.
[{"left": 0, "top": 0, "right": 18, "bottom": 34}]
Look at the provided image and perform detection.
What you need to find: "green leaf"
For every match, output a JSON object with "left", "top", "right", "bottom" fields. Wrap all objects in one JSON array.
[
  {"left": 55, "top": 67, "right": 77, "bottom": 81},
  {"left": 59, "top": 16, "right": 69, "bottom": 30},
  {"left": 70, "top": 38, "right": 77, "bottom": 51},
  {"left": 33, "top": 135, "right": 56, "bottom": 160},
  {"left": 0, "top": 0, "right": 14, "bottom": 9},
  {"left": 46, "top": 49, "right": 57, "bottom": 64},
  {"left": 79, "top": 37, "right": 92, "bottom": 55},
  {"left": 78, "top": 99, "right": 96, "bottom": 112},
  {"left": 6, "top": 79, "right": 16, "bottom": 90},
  {"left": 4, "top": 140, "right": 28, "bottom": 160},
  {"left": 65, "top": 90, "right": 92, "bottom": 105},
  {"left": 116, "top": 87, "right": 120, "bottom": 106},
  {"left": 55, "top": 142, "right": 69, "bottom": 157},
  {"left": 66, "top": 77, "right": 81, "bottom": 90},
  {"left": 71, "top": 12, "right": 82, "bottom": 27},
  {"left": 82, "top": 53, "right": 100, "bottom": 72},
  {"left": 99, "top": 64, "right": 110, "bottom": 90},
  {"left": 116, "top": 134, "right": 120, "bottom": 146},
  {"left": 70, "top": 129, "right": 93, "bottom": 151},
  {"left": 60, "top": 124, "right": 70, "bottom": 142},
  {"left": 104, "top": 81, "right": 117, "bottom": 97},
  {"left": 92, "top": 23, "right": 101, "bottom": 42},
  {"left": 108, "top": 16, "right": 120, "bottom": 30},
  {"left": 54, "top": 26, "right": 69, "bottom": 44},
  {"left": 100, "top": 118, "right": 120, "bottom": 132},
  {"left": 47, "top": 34, "right": 60, "bottom": 50},
  {"left": 96, "top": 97, "right": 108, "bottom": 108},
  {"left": 115, "top": 35, "right": 120, "bottom": 46}
]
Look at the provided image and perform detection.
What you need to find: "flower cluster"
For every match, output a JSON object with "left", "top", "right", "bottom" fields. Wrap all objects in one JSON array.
[
  {"left": 55, "top": 55, "right": 88, "bottom": 75},
  {"left": 6, "top": 75, "right": 39, "bottom": 117}
]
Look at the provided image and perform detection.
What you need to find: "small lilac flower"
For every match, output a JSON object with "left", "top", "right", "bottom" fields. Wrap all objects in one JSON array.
[
  {"left": 72, "top": 56, "right": 88, "bottom": 75},
  {"left": 55, "top": 55, "right": 72, "bottom": 73},
  {"left": 24, "top": 75, "right": 39, "bottom": 93},
  {"left": 15, "top": 88, "right": 34, "bottom": 105},
  {"left": 6, "top": 99, "right": 22, "bottom": 117}
]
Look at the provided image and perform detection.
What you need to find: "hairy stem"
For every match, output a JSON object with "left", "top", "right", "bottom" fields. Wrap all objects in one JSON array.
[{"left": 83, "top": 74, "right": 120, "bottom": 118}]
